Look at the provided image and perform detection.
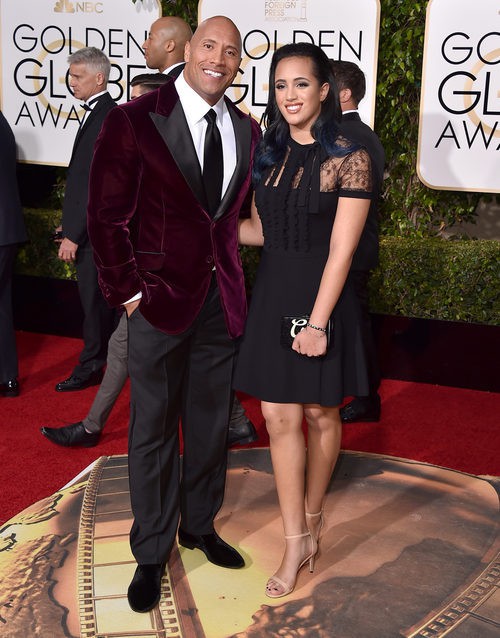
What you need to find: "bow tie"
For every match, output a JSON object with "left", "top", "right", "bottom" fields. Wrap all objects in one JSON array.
[{"left": 80, "top": 96, "right": 100, "bottom": 111}]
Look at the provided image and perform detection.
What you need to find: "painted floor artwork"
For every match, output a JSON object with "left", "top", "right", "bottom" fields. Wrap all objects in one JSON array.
[{"left": 1, "top": 449, "right": 499, "bottom": 637}]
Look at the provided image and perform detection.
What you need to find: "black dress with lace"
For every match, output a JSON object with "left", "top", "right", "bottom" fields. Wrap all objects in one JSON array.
[{"left": 233, "top": 137, "right": 373, "bottom": 406}]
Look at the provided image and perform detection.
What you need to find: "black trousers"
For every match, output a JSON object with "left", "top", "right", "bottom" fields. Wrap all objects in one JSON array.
[
  {"left": 74, "top": 247, "right": 117, "bottom": 378},
  {"left": 126, "top": 278, "right": 236, "bottom": 565},
  {"left": 351, "top": 270, "right": 380, "bottom": 398},
  {"left": 0, "top": 244, "right": 19, "bottom": 383}
]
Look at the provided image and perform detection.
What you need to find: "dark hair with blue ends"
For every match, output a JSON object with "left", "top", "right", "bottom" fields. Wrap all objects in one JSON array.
[{"left": 253, "top": 42, "right": 350, "bottom": 183}]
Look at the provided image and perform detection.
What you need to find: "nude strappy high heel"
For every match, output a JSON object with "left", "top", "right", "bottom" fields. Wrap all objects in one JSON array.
[
  {"left": 306, "top": 510, "right": 324, "bottom": 543},
  {"left": 265, "top": 531, "right": 318, "bottom": 598}
]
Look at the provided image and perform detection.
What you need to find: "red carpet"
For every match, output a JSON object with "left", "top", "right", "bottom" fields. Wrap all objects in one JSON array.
[{"left": 1, "top": 331, "right": 499, "bottom": 524}]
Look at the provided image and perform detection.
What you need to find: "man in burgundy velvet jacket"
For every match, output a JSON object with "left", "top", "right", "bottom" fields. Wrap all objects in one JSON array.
[{"left": 87, "top": 16, "right": 261, "bottom": 613}]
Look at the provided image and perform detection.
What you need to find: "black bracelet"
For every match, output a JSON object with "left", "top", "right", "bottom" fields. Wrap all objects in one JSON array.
[{"left": 306, "top": 322, "right": 327, "bottom": 333}]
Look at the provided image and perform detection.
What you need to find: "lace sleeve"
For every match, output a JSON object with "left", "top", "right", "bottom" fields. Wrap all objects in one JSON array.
[{"left": 337, "top": 148, "right": 373, "bottom": 198}]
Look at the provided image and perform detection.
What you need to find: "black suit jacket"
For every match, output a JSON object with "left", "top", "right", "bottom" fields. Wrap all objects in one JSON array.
[
  {"left": 62, "top": 92, "right": 116, "bottom": 247},
  {"left": 166, "top": 62, "right": 185, "bottom": 79},
  {"left": 0, "top": 111, "right": 27, "bottom": 247},
  {"left": 340, "top": 111, "right": 385, "bottom": 271}
]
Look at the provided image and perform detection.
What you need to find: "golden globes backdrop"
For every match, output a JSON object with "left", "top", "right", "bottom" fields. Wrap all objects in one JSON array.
[
  {"left": 0, "top": 0, "right": 161, "bottom": 166},
  {"left": 199, "top": 0, "right": 381, "bottom": 127},
  {"left": 417, "top": 0, "right": 500, "bottom": 193}
]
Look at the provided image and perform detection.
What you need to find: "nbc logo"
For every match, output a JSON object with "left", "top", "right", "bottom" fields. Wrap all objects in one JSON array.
[
  {"left": 54, "top": 0, "right": 75, "bottom": 12},
  {"left": 54, "top": 0, "right": 103, "bottom": 12}
]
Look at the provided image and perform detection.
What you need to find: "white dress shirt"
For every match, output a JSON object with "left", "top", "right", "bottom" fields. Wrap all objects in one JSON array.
[{"left": 175, "top": 70, "right": 237, "bottom": 198}]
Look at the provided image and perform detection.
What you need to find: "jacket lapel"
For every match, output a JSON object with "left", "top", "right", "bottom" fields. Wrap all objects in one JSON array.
[
  {"left": 149, "top": 87, "right": 252, "bottom": 217},
  {"left": 71, "top": 93, "right": 111, "bottom": 160},
  {"left": 213, "top": 99, "right": 252, "bottom": 221},
  {"left": 150, "top": 101, "right": 207, "bottom": 209},
  {"left": 70, "top": 116, "right": 88, "bottom": 159}
]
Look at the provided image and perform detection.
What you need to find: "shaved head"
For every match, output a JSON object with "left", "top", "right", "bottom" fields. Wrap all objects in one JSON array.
[
  {"left": 142, "top": 16, "right": 193, "bottom": 72},
  {"left": 155, "top": 16, "right": 193, "bottom": 46},
  {"left": 193, "top": 16, "right": 242, "bottom": 55}
]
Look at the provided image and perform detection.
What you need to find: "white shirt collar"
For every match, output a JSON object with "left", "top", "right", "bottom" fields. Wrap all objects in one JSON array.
[
  {"left": 163, "top": 61, "right": 184, "bottom": 75},
  {"left": 86, "top": 90, "right": 107, "bottom": 107},
  {"left": 342, "top": 109, "right": 359, "bottom": 115},
  {"left": 175, "top": 71, "right": 226, "bottom": 127}
]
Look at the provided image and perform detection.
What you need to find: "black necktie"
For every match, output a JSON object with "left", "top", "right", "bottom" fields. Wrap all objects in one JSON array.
[
  {"left": 203, "top": 109, "right": 223, "bottom": 215},
  {"left": 80, "top": 103, "right": 92, "bottom": 111}
]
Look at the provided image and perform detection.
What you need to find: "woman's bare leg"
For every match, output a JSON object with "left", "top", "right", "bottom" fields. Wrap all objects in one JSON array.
[
  {"left": 304, "top": 404, "right": 342, "bottom": 539},
  {"left": 262, "top": 401, "right": 316, "bottom": 595}
]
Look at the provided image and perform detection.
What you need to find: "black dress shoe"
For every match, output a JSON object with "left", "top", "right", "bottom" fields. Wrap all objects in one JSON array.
[
  {"left": 0, "top": 378, "right": 19, "bottom": 397},
  {"left": 228, "top": 416, "right": 258, "bottom": 447},
  {"left": 41, "top": 422, "right": 101, "bottom": 447},
  {"left": 127, "top": 563, "right": 165, "bottom": 613},
  {"left": 178, "top": 529, "right": 244, "bottom": 569},
  {"left": 55, "top": 369, "right": 103, "bottom": 392},
  {"left": 340, "top": 395, "right": 381, "bottom": 424}
]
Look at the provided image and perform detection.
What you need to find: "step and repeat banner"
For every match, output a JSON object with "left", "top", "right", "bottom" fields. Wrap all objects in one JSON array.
[
  {"left": 0, "top": 0, "right": 380, "bottom": 166},
  {"left": 199, "top": 0, "right": 381, "bottom": 128},
  {"left": 418, "top": 0, "right": 500, "bottom": 193},
  {"left": 1, "top": 0, "right": 497, "bottom": 194},
  {"left": 0, "top": 0, "right": 160, "bottom": 165}
]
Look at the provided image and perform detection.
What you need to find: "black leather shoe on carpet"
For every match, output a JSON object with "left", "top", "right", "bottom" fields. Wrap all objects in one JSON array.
[
  {"left": 127, "top": 563, "right": 165, "bottom": 613},
  {"left": 41, "top": 422, "right": 101, "bottom": 448},
  {"left": 0, "top": 378, "right": 19, "bottom": 397},
  {"left": 340, "top": 395, "right": 381, "bottom": 424},
  {"left": 55, "top": 369, "right": 103, "bottom": 392},
  {"left": 178, "top": 529, "right": 245, "bottom": 569},
  {"left": 228, "top": 416, "right": 258, "bottom": 447}
]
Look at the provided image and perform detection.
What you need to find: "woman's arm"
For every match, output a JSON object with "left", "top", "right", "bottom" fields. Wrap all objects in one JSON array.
[
  {"left": 293, "top": 196, "right": 370, "bottom": 357},
  {"left": 238, "top": 193, "right": 264, "bottom": 246}
]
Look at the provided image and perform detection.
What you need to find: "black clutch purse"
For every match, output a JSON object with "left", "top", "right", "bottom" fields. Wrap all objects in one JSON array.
[{"left": 280, "top": 315, "right": 332, "bottom": 349}]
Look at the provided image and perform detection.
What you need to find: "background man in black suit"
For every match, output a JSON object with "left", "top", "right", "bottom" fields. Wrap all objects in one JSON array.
[
  {"left": 41, "top": 73, "right": 170, "bottom": 448},
  {"left": 0, "top": 111, "right": 27, "bottom": 398},
  {"left": 331, "top": 60, "right": 385, "bottom": 423},
  {"left": 55, "top": 47, "right": 117, "bottom": 393}
]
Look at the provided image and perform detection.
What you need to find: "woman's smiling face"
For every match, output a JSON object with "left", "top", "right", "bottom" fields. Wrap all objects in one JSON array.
[{"left": 274, "top": 55, "right": 329, "bottom": 138}]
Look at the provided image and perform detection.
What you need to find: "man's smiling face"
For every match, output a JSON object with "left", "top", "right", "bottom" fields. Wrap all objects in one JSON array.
[{"left": 183, "top": 16, "right": 242, "bottom": 106}]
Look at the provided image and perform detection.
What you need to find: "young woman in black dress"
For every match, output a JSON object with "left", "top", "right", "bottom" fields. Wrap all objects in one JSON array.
[{"left": 236, "top": 42, "right": 373, "bottom": 598}]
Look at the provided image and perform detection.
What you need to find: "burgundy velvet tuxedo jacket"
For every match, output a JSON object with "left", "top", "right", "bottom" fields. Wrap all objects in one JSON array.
[{"left": 87, "top": 79, "right": 261, "bottom": 338}]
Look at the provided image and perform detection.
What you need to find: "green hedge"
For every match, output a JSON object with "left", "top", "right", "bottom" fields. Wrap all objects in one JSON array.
[
  {"left": 18, "top": 210, "right": 498, "bottom": 325},
  {"left": 368, "top": 238, "right": 499, "bottom": 325},
  {"left": 16, "top": 209, "right": 76, "bottom": 280},
  {"left": 241, "top": 239, "right": 499, "bottom": 326}
]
